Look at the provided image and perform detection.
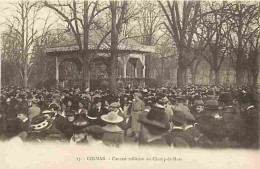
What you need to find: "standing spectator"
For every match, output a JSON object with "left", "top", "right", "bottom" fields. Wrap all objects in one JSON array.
[
  {"left": 28, "top": 97, "right": 41, "bottom": 121},
  {"left": 16, "top": 108, "right": 31, "bottom": 140},
  {"left": 70, "top": 114, "right": 89, "bottom": 145},
  {"left": 138, "top": 104, "right": 170, "bottom": 147},
  {"left": 130, "top": 92, "right": 145, "bottom": 141},
  {"left": 101, "top": 111, "right": 125, "bottom": 147},
  {"left": 27, "top": 114, "right": 66, "bottom": 143}
]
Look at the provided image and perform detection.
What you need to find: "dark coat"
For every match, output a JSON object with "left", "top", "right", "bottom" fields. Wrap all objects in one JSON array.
[
  {"left": 53, "top": 114, "right": 68, "bottom": 134},
  {"left": 240, "top": 106, "right": 259, "bottom": 148},
  {"left": 196, "top": 115, "right": 228, "bottom": 143},
  {"left": 164, "top": 128, "right": 190, "bottom": 148},
  {"left": 140, "top": 137, "right": 170, "bottom": 147}
]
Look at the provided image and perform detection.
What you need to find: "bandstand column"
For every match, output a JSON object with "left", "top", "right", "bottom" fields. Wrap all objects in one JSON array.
[
  {"left": 134, "top": 67, "right": 137, "bottom": 78},
  {"left": 123, "top": 62, "right": 127, "bottom": 78},
  {"left": 142, "top": 54, "right": 146, "bottom": 78},
  {"left": 143, "top": 65, "right": 146, "bottom": 78},
  {"left": 56, "top": 56, "right": 59, "bottom": 84}
]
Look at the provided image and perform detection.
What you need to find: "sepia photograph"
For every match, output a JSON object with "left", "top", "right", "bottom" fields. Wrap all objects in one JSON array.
[{"left": 0, "top": 0, "right": 259, "bottom": 168}]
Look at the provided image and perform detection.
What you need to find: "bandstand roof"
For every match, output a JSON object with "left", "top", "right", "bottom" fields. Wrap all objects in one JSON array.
[{"left": 45, "top": 30, "right": 155, "bottom": 55}]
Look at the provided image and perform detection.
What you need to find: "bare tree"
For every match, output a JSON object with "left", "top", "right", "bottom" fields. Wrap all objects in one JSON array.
[
  {"left": 196, "top": 2, "right": 230, "bottom": 85},
  {"left": 137, "top": 1, "right": 164, "bottom": 78},
  {"left": 225, "top": 3, "right": 259, "bottom": 86},
  {"left": 4, "top": 0, "right": 52, "bottom": 87},
  {"left": 158, "top": 1, "right": 201, "bottom": 88}
]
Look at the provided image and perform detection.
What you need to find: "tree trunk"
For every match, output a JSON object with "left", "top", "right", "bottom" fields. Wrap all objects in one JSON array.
[
  {"left": 214, "top": 69, "right": 221, "bottom": 86},
  {"left": 177, "top": 66, "right": 186, "bottom": 89},
  {"left": 82, "top": 1, "right": 90, "bottom": 90},
  {"left": 257, "top": 51, "right": 260, "bottom": 110},
  {"left": 109, "top": 1, "right": 118, "bottom": 94},
  {"left": 191, "top": 71, "right": 196, "bottom": 85},
  {"left": 177, "top": 49, "right": 187, "bottom": 88},
  {"left": 82, "top": 54, "right": 90, "bottom": 89},
  {"left": 209, "top": 67, "right": 214, "bottom": 85}
]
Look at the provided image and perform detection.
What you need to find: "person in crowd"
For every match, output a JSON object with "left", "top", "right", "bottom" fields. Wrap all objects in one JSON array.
[
  {"left": 28, "top": 97, "right": 41, "bottom": 121},
  {"left": 109, "top": 102, "right": 127, "bottom": 132},
  {"left": 16, "top": 107, "right": 31, "bottom": 140},
  {"left": 195, "top": 100, "right": 229, "bottom": 148},
  {"left": 130, "top": 92, "right": 145, "bottom": 141},
  {"left": 101, "top": 111, "right": 125, "bottom": 147},
  {"left": 70, "top": 114, "right": 89, "bottom": 145},
  {"left": 203, "top": 89, "right": 216, "bottom": 102},
  {"left": 27, "top": 114, "right": 66, "bottom": 143},
  {"left": 61, "top": 110, "right": 76, "bottom": 140},
  {"left": 165, "top": 105, "right": 212, "bottom": 148},
  {"left": 77, "top": 99, "right": 88, "bottom": 115},
  {"left": 137, "top": 102, "right": 170, "bottom": 147},
  {"left": 238, "top": 92, "right": 258, "bottom": 148},
  {"left": 83, "top": 125, "right": 105, "bottom": 147},
  {"left": 191, "top": 100, "right": 204, "bottom": 120}
]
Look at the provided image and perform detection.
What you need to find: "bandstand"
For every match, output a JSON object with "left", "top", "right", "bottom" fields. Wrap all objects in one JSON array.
[{"left": 45, "top": 31, "right": 155, "bottom": 89}]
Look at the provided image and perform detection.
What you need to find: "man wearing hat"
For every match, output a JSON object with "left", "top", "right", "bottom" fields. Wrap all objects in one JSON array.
[
  {"left": 138, "top": 104, "right": 170, "bottom": 147},
  {"left": 165, "top": 106, "right": 212, "bottom": 148},
  {"left": 15, "top": 107, "right": 31, "bottom": 140},
  {"left": 203, "top": 89, "right": 216, "bottom": 102},
  {"left": 191, "top": 100, "right": 204, "bottom": 120},
  {"left": 238, "top": 92, "right": 258, "bottom": 148},
  {"left": 218, "top": 92, "right": 242, "bottom": 146},
  {"left": 196, "top": 100, "right": 229, "bottom": 147}
]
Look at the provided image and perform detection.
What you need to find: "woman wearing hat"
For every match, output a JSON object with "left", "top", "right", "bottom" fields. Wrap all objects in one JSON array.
[
  {"left": 130, "top": 92, "right": 145, "bottom": 141},
  {"left": 70, "top": 114, "right": 89, "bottom": 144},
  {"left": 27, "top": 114, "right": 66, "bottom": 143},
  {"left": 101, "top": 111, "right": 125, "bottom": 147}
]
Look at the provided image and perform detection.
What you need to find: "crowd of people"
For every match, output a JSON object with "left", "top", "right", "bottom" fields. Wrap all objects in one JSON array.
[{"left": 0, "top": 84, "right": 258, "bottom": 149}]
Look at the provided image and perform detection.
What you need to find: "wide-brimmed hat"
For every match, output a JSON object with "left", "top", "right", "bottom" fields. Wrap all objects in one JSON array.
[
  {"left": 204, "top": 100, "right": 220, "bottom": 110},
  {"left": 101, "top": 111, "right": 124, "bottom": 124},
  {"left": 29, "top": 115, "right": 52, "bottom": 132},
  {"left": 138, "top": 106, "right": 170, "bottom": 131},
  {"left": 41, "top": 110, "right": 57, "bottom": 117},
  {"left": 172, "top": 108, "right": 195, "bottom": 124}
]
